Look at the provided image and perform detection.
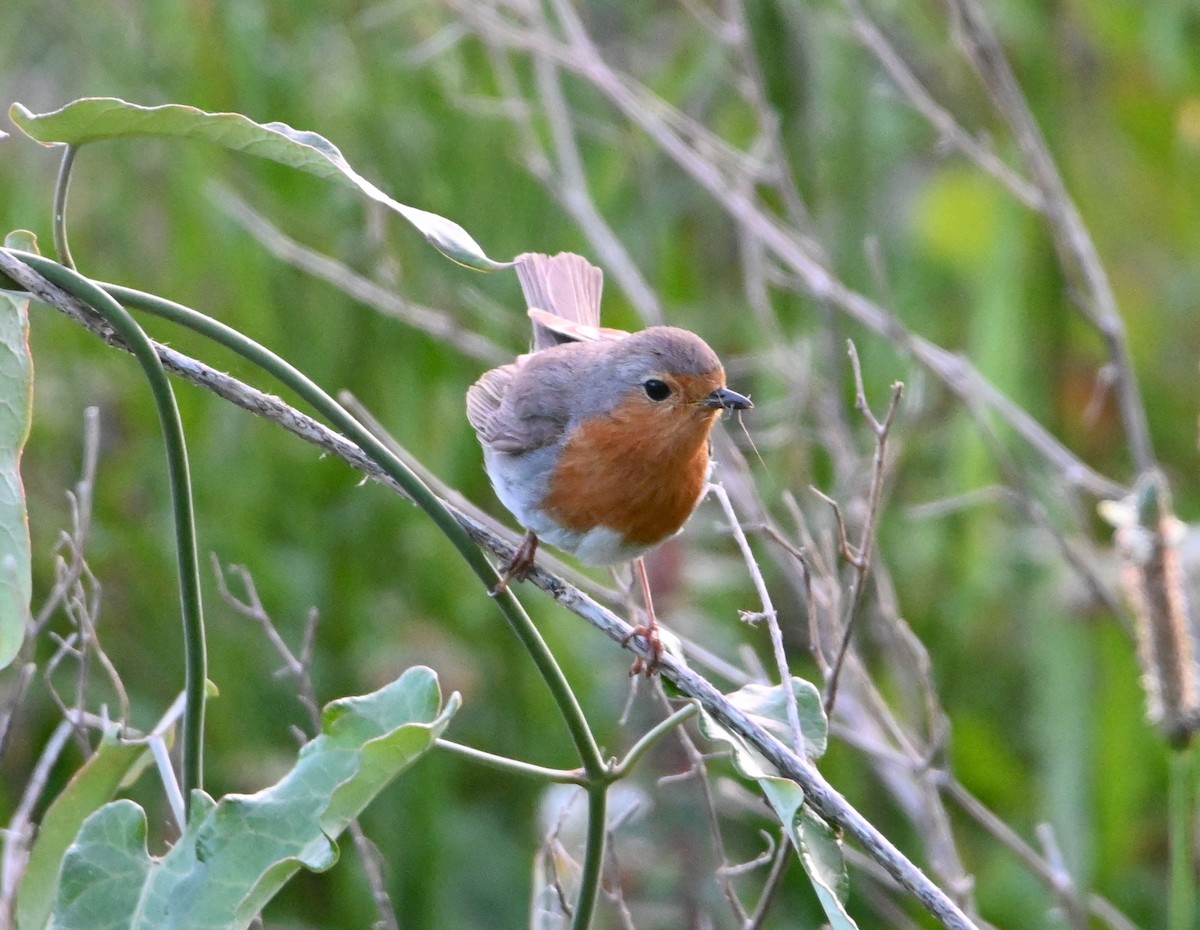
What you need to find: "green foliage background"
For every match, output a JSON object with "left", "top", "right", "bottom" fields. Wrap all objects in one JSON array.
[{"left": 3, "top": 0, "right": 1199, "bottom": 927}]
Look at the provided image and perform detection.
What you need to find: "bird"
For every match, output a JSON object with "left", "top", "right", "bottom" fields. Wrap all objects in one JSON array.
[{"left": 466, "top": 252, "right": 751, "bottom": 674}]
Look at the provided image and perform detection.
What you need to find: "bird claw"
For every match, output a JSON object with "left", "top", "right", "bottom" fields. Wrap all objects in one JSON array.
[
  {"left": 622, "top": 623, "right": 664, "bottom": 678},
  {"left": 490, "top": 530, "right": 539, "bottom": 596}
]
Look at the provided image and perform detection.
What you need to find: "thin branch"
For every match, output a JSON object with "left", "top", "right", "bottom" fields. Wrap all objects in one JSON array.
[
  {"left": 941, "top": 777, "right": 1144, "bottom": 930},
  {"left": 842, "top": 0, "right": 1042, "bottom": 210},
  {"left": 209, "top": 185, "right": 509, "bottom": 365},
  {"left": 823, "top": 342, "right": 904, "bottom": 716},
  {"left": 741, "top": 834, "right": 791, "bottom": 930},
  {"left": 707, "top": 482, "right": 804, "bottom": 756},
  {"left": 946, "top": 0, "right": 1154, "bottom": 473}
]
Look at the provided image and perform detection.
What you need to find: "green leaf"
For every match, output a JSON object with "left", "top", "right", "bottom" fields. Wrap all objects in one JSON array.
[
  {"left": 17, "top": 729, "right": 152, "bottom": 930},
  {"left": 9, "top": 98, "right": 512, "bottom": 272},
  {"left": 759, "top": 777, "right": 858, "bottom": 930},
  {"left": 696, "top": 677, "right": 827, "bottom": 778},
  {"left": 699, "top": 680, "right": 854, "bottom": 926},
  {"left": 54, "top": 800, "right": 155, "bottom": 927},
  {"left": 48, "top": 666, "right": 459, "bottom": 930},
  {"left": 0, "top": 231, "right": 35, "bottom": 670}
]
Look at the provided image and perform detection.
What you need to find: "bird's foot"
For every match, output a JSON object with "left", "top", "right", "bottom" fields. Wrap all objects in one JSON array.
[
  {"left": 622, "top": 621, "right": 664, "bottom": 678},
  {"left": 491, "top": 530, "right": 539, "bottom": 596}
]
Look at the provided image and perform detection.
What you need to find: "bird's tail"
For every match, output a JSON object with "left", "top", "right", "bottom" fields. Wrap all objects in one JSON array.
[{"left": 515, "top": 252, "right": 604, "bottom": 350}]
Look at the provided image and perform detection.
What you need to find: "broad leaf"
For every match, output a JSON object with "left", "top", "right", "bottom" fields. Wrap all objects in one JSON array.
[
  {"left": 9, "top": 98, "right": 511, "bottom": 272},
  {"left": 17, "top": 730, "right": 152, "bottom": 930},
  {"left": 699, "top": 678, "right": 855, "bottom": 927},
  {"left": 48, "top": 666, "right": 458, "bottom": 930},
  {"left": 0, "top": 230, "right": 36, "bottom": 669},
  {"left": 759, "top": 778, "right": 858, "bottom": 930},
  {"left": 697, "top": 677, "right": 826, "bottom": 778}
]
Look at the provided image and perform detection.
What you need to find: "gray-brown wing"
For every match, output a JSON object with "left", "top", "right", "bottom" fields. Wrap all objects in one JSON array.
[{"left": 466, "top": 358, "right": 574, "bottom": 455}]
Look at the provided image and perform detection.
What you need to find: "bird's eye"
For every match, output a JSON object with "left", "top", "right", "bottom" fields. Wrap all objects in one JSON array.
[{"left": 643, "top": 379, "right": 672, "bottom": 401}]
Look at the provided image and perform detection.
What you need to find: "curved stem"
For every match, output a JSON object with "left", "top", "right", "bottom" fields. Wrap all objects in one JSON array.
[
  {"left": 53, "top": 146, "right": 78, "bottom": 271},
  {"left": 436, "top": 739, "right": 587, "bottom": 784},
  {"left": 5, "top": 254, "right": 612, "bottom": 924},
  {"left": 97, "top": 277, "right": 612, "bottom": 923},
  {"left": 101, "top": 282, "right": 602, "bottom": 755},
  {"left": 612, "top": 703, "right": 697, "bottom": 778},
  {"left": 10, "top": 253, "right": 205, "bottom": 805}
]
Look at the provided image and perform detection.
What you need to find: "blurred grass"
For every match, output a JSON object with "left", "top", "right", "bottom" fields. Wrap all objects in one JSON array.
[{"left": 3, "top": 0, "right": 1200, "bottom": 927}]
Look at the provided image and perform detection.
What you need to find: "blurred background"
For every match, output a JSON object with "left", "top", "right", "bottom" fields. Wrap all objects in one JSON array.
[{"left": 3, "top": 0, "right": 1200, "bottom": 927}]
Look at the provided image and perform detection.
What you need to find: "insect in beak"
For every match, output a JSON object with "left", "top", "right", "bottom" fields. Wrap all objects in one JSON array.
[{"left": 703, "top": 387, "right": 753, "bottom": 411}]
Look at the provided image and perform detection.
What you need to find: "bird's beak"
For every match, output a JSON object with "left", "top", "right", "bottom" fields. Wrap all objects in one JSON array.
[{"left": 704, "top": 386, "right": 753, "bottom": 411}]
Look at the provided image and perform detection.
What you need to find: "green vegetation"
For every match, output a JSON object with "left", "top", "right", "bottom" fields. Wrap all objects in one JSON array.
[{"left": 2, "top": 1, "right": 1199, "bottom": 927}]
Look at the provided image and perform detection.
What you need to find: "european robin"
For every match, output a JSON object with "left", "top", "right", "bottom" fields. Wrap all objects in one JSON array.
[{"left": 467, "top": 252, "right": 751, "bottom": 673}]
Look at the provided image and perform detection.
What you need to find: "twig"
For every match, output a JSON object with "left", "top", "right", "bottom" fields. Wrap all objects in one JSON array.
[
  {"left": 33, "top": 407, "right": 101, "bottom": 635},
  {"left": 646, "top": 684, "right": 751, "bottom": 925},
  {"left": 211, "top": 556, "right": 398, "bottom": 930},
  {"left": 528, "top": 40, "right": 664, "bottom": 325},
  {"left": 822, "top": 342, "right": 904, "bottom": 716},
  {"left": 1034, "top": 823, "right": 1089, "bottom": 930},
  {"left": 946, "top": 0, "right": 1154, "bottom": 474},
  {"left": 209, "top": 185, "right": 508, "bottom": 365},
  {"left": 0, "top": 718, "right": 73, "bottom": 917},
  {"left": 741, "top": 834, "right": 791, "bottom": 930},
  {"left": 941, "top": 777, "right": 1144, "bottom": 930},
  {"left": 707, "top": 482, "right": 803, "bottom": 757},
  {"left": 841, "top": 0, "right": 1042, "bottom": 210}
]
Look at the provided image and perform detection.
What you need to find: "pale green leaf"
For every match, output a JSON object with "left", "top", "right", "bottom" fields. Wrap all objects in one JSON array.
[
  {"left": 47, "top": 666, "right": 459, "bottom": 930},
  {"left": 0, "top": 230, "right": 35, "bottom": 669},
  {"left": 9, "top": 98, "right": 511, "bottom": 272},
  {"left": 760, "top": 777, "right": 858, "bottom": 930},
  {"left": 700, "top": 680, "right": 854, "bottom": 926},
  {"left": 16, "top": 729, "right": 151, "bottom": 930},
  {"left": 696, "top": 677, "right": 826, "bottom": 778}
]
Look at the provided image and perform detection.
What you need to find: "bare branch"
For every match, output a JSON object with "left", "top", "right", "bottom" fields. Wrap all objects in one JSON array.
[
  {"left": 707, "top": 482, "right": 804, "bottom": 756},
  {"left": 946, "top": 0, "right": 1154, "bottom": 473},
  {"left": 209, "top": 185, "right": 509, "bottom": 365},
  {"left": 842, "top": 0, "right": 1042, "bottom": 210}
]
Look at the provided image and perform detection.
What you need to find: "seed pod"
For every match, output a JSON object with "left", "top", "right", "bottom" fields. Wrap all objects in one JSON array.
[{"left": 1103, "top": 471, "right": 1200, "bottom": 746}]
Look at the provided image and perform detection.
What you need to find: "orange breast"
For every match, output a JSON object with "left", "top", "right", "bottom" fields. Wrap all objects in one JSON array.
[{"left": 542, "top": 397, "right": 718, "bottom": 550}]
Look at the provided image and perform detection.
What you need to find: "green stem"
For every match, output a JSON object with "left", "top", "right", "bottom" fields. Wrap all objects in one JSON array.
[
  {"left": 612, "top": 703, "right": 697, "bottom": 778},
  {"left": 436, "top": 739, "right": 587, "bottom": 784},
  {"left": 96, "top": 278, "right": 610, "bottom": 926},
  {"left": 575, "top": 784, "right": 607, "bottom": 930},
  {"left": 53, "top": 146, "right": 78, "bottom": 271},
  {"left": 1169, "top": 744, "right": 1196, "bottom": 930},
  {"left": 12, "top": 253, "right": 205, "bottom": 806}
]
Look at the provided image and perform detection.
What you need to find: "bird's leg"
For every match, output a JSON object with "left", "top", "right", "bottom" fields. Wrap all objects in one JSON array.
[
  {"left": 622, "top": 557, "right": 664, "bottom": 677},
  {"left": 491, "top": 530, "right": 539, "bottom": 596}
]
